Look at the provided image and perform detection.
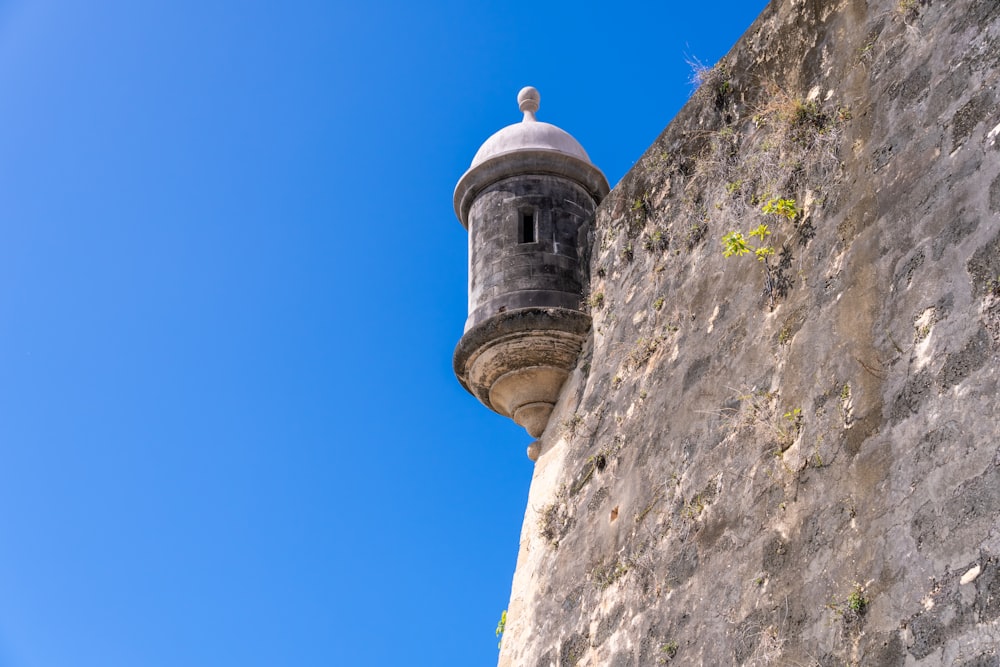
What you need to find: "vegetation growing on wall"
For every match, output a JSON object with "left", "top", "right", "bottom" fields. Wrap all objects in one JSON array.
[{"left": 589, "top": 56, "right": 850, "bottom": 319}]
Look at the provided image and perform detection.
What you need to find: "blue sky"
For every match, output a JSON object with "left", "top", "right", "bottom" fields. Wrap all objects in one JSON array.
[{"left": 0, "top": 1, "right": 767, "bottom": 665}]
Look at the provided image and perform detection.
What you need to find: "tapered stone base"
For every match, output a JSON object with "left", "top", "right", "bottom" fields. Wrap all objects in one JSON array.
[
  {"left": 454, "top": 307, "right": 590, "bottom": 441},
  {"left": 513, "top": 402, "right": 556, "bottom": 438}
]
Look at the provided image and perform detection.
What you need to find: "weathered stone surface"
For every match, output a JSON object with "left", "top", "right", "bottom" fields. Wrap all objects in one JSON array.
[
  {"left": 498, "top": 0, "right": 1000, "bottom": 663},
  {"left": 465, "top": 175, "right": 596, "bottom": 330}
]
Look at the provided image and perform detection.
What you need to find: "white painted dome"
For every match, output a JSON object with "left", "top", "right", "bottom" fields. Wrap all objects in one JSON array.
[{"left": 468, "top": 86, "right": 594, "bottom": 168}]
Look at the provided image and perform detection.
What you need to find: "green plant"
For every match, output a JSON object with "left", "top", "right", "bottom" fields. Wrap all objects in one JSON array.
[
  {"left": 898, "top": 0, "right": 919, "bottom": 19},
  {"left": 857, "top": 39, "right": 876, "bottom": 63},
  {"left": 828, "top": 583, "right": 869, "bottom": 618},
  {"left": 561, "top": 413, "right": 584, "bottom": 437},
  {"left": 778, "top": 407, "right": 803, "bottom": 448},
  {"left": 722, "top": 225, "right": 779, "bottom": 305},
  {"left": 653, "top": 296, "right": 665, "bottom": 311},
  {"left": 496, "top": 609, "right": 507, "bottom": 649},
  {"left": 789, "top": 99, "right": 825, "bottom": 127},
  {"left": 643, "top": 229, "right": 669, "bottom": 253},
  {"left": 722, "top": 230, "right": 751, "bottom": 258},
  {"left": 750, "top": 224, "right": 774, "bottom": 260},
  {"left": 761, "top": 197, "right": 800, "bottom": 220},
  {"left": 682, "top": 494, "right": 706, "bottom": 519},
  {"left": 986, "top": 276, "right": 1000, "bottom": 296},
  {"left": 783, "top": 407, "right": 802, "bottom": 426},
  {"left": 770, "top": 97, "right": 833, "bottom": 145},
  {"left": 631, "top": 193, "right": 650, "bottom": 213},
  {"left": 625, "top": 335, "right": 663, "bottom": 371},
  {"left": 591, "top": 556, "right": 630, "bottom": 590},
  {"left": 722, "top": 198, "right": 801, "bottom": 308},
  {"left": 621, "top": 242, "right": 634, "bottom": 262},
  {"left": 847, "top": 585, "right": 868, "bottom": 614},
  {"left": 657, "top": 641, "right": 679, "bottom": 663},
  {"left": 723, "top": 224, "right": 774, "bottom": 260},
  {"left": 589, "top": 292, "right": 605, "bottom": 310}
]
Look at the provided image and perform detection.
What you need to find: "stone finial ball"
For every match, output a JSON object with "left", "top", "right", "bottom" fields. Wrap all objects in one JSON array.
[{"left": 518, "top": 86, "right": 540, "bottom": 113}]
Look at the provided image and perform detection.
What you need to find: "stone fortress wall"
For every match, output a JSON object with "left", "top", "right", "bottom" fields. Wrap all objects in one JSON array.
[{"left": 496, "top": 0, "right": 1000, "bottom": 663}]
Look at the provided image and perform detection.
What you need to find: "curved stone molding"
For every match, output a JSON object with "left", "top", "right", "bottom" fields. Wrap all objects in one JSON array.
[
  {"left": 454, "top": 150, "right": 610, "bottom": 228},
  {"left": 454, "top": 308, "right": 590, "bottom": 436}
]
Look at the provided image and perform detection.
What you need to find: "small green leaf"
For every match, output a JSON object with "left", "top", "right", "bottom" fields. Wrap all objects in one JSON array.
[
  {"left": 754, "top": 246, "right": 775, "bottom": 262},
  {"left": 722, "top": 231, "right": 751, "bottom": 257}
]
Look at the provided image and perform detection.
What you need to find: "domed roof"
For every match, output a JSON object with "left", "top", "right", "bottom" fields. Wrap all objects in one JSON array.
[
  {"left": 454, "top": 87, "right": 609, "bottom": 227},
  {"left": 468, "top": 87, "right": 594, "bottom": 168}
]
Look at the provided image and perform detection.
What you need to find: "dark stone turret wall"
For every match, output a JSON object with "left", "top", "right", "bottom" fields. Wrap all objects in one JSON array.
[
  {"left": 498, "top": 0, "right": 1000, "bottom": 664},
  {"left": 466, "top": 175, "right": 595, "bottom": 331}
]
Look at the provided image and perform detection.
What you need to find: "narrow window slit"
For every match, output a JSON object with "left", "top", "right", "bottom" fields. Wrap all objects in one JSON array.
[{"left": 520, "top": 211, "right": 535, "bottom": 243}]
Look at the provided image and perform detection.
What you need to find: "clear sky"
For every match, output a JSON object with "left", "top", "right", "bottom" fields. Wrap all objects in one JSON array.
[{"left": 0, "top": 1, "right": 767, "bottom": 665}]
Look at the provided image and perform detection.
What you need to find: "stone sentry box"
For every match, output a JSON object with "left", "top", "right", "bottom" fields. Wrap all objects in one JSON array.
[{"left": 453, "top": 87, "right": 608, "bottom": 452}]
